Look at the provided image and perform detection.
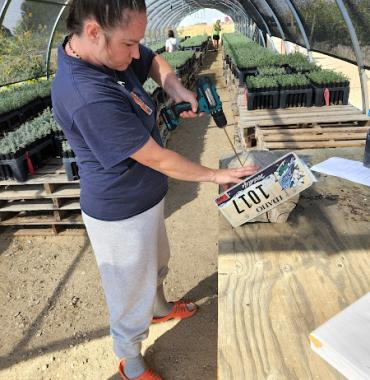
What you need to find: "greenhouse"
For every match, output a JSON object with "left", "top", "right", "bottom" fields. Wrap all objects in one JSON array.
[{"left": 0, "top": 1, "right": 369, "bottom": 379}]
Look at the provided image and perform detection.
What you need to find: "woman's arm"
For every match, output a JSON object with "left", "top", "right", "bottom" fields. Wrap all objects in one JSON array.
[
  {"left": 149, "top": 54, "right": 198, "bottom": 117},
  {"left": 131, "top": 137, "right": 258, "bottom": 185}
]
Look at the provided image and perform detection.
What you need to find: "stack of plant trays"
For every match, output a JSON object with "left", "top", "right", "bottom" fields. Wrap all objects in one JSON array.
[
  {"left": 245, "top": 76, "right": 279, "bottom": 110},
  {"left": 0, "top": 108, "right": 58, "bottom": 182},
  {"left": 0, "top": 79, "right": 51, "bottom": 131},
  {"left": 276, "top": 74, "right": 313, "bottom": 108},
  {"left": 61, "top": 140, "right": 79, "bottom": 181},
  {"left": 180, "top": 35, "right": 208, "bottom": 52},
  {"left": 307, "top": 70, "right": 350, "bottom": 106}
]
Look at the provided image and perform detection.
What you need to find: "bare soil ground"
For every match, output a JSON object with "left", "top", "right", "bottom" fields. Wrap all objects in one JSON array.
[{"left": 0, "top": 50, "right": 231, "bottom": 380}]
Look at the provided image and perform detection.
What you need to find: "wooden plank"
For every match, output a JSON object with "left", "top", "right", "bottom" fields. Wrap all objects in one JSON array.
[
  {"left": 264, "top": 140, "right": 365, "bottom": 149},
  {"left": 240, "top": 114, "right": 370, "bottom": 128},
  {"left": 0, "top": 226, "right": 86, "bottom": 236},
  {"left": 0, "top": 213, "right": 83, "bottom": 225},
  {"left": 239, "top": 112, "right": 370, "bottom": 126},
  {"left": 256, "top": 122, "right": 369, "bottom": 131},
  {"left": 0, "top": 172, "right": 77, "bottom": 186},
  {"left": 0, "top": 199, "right": 80, "bottom": 212},
  {"left": 240, "top": 107, "right": 364, "bottom": 120},
  {"left": 310, "top": 293, "right": 370, "bottom": 379},
  {"left": 218, "top": 147, "right": 370, "bottom": 380},
  {"left": 256, "top": 126, "right": 370, "bottom": 136},
  {"left": 261, "top": 132, "right": 368, "bottom": 142},
  {"left": 238, "top": 104, "right": 360, "bottom": 117},
  {"left": 0, "top": 184, "right": 80, "bottom": 200}
]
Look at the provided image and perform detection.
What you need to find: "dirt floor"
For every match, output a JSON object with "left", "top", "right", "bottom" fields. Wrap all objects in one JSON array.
[{"left": 0, "top": 50, "right": 231, "bottom": 379}]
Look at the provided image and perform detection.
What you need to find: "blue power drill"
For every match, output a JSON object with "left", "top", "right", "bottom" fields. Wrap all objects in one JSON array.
[{"left": 160, "top": 76, "right": 227, "bottom": 131}]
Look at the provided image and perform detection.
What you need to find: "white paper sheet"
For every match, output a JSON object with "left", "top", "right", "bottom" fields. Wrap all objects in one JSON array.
[{"left": 310, "top": 157, "right": 370, "bottom": 187}]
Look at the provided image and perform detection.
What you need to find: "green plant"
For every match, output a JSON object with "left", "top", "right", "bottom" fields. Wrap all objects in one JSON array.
[
  {"left": 161, "top": 51, "right": 194, "bottom": 68},
  {"left": 258, "top": 66, "right": 286, "bottom": 76},
  {"left": 62, "top": 140, "right": 73, "bottom": 154},
  {"left": 275, "top": 74, "right": 311, "bottom": 88},
  {"left": 246, "top": 76, "right": 278, "bottom": 91},
  {"left": 0, "top": 29, "right": 46, "bottom": 85},
  {"left": 180, "top": 35, "right": 208, "bottom": 48},
  {"left": 148, "top": 42, "right": 166, "bottom": 53},
  {"left": 307, "top": 69, "right": 349, "bottom": 86},
  {"left": 0, "top": 78, "right": 52, "bottom": 115},
  {"left": 0, "top": 107, "right": 58, "bottom": 155},
  {"left": 281, "top": 52, "right": 319, "bottom": 72},
  {"left": 143, "top": 78, "right": 160, "bottom": 95}
]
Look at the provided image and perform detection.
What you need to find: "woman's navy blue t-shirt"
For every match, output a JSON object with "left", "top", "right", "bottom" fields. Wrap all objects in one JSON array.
[{"left": 51, "top": 42, "right": 168, "bottom": 221}]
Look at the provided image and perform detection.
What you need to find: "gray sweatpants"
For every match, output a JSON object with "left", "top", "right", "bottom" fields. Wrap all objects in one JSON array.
[{"left": 82, "top": 199, "right": 170, "bottom": 359}]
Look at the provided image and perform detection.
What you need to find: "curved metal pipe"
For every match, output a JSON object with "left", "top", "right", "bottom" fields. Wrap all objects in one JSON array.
[
  {"left": 148, "top": 0, "right": 242, "bottom": 34},
  {"left": 46, "top": 2, "right": 68, "bottom": 79},
  {"left": 263, "top": 0, "right": 288, "bottom": 52},
  {"left": 0, "top": 0, "right": 12, "bottom": 28},
  {"left": 335, "top": 0, "right": 369, "bottom": 113},
  {"left": 147, "top": 0, "right": 246, "bottom": 30},
  {"left": 248, "top": 0, "right": 271, "bottom": 36},
  {"left": 281, "top": 0, "right": 313, "bottom": 61}
]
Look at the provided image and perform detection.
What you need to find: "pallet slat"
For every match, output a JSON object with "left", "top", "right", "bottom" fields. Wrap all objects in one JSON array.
[
  {"left": 0, "top": 213, "right": 83, "bottom": 226},
  {"left": 262, "top": 132, "right": 368, "bottom": 142},
  {"left": 256, "top": 126, "right": 370, "bottom": 135},
  {"left": 0, "top": 199, "right": 80, "bottom": 212},
  {"left": 240, "top": 114, "right": 370, "bottom": 128},
  {"left": 262, "top": 140, "right": 365, "bottom": 149},
  {"left": 0, "top": 184, "right": 80, "bottom": 200}
]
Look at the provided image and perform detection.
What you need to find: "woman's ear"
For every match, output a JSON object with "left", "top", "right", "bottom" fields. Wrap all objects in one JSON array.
[{"left": 85, "top": 20, "right": 101, "bottom": 43}]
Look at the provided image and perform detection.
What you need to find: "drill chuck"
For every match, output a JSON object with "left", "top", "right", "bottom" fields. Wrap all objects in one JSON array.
[{"left": 213, "top": 110, "right": 227, "bottom": 128}]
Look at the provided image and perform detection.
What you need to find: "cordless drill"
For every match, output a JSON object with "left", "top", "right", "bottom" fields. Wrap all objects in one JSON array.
[{"left": 160, "top": 76, "right": 227, "bottom": 131}]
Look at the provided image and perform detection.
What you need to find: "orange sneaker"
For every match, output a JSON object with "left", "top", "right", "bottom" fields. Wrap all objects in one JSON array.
[
  {"left": 152, "top": 301, "right": 198, "bottom": 324},
  {"left": 118, "top": 360, "right": 162, "bottom": 380}
]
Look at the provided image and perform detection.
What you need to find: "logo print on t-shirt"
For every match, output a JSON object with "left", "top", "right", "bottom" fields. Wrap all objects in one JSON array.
[{"left": 130, "top": 91, "right": 153, "bottom": 116}]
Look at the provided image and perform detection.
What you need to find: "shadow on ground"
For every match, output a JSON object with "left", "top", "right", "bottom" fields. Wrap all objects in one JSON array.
[{"left": 107, "top": 273, "right": 218, "bottom": 380}]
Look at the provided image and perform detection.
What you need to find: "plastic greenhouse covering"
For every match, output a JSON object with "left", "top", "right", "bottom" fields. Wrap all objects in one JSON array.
[{"left": 0, "top": 0, "right": 369, "bottom": 87}]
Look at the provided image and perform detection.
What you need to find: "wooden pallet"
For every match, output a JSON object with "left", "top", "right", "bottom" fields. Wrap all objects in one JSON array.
[
  {"left": 0, "top": 159, "right": 82, "bottom": 235},
  {"left": 256, "top": 124, "right": 370, "bottom": 150},
  {"left": 237, "top": 94, "right": 370, "bottom": 149}
]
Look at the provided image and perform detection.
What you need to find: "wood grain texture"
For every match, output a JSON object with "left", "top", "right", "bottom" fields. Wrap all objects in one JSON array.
[{"left": 218, "top": 147, "right": 370, "bottom": 380}]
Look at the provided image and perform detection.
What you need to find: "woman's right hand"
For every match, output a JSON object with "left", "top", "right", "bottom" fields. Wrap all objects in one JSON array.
[{"left": 211, "top": 165, "right": 260, "bottom": 186}]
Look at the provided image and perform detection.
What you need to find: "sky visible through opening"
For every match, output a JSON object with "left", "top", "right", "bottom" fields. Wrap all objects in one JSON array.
[{"left": 179, "top": 8, "right": 229, "bottom": 27}]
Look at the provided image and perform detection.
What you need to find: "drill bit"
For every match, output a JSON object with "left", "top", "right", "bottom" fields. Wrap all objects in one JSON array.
[{"left": 222, "top": 127, "right": 244, "bottom": 167}]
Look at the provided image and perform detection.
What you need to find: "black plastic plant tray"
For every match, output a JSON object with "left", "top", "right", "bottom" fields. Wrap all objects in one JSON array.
[
  {"left": 175, "top": 63, "right": 188, "bottom": 77},
  {"left": 152, "top": 88, "right": 166, "bottom": 106},
  {"left": 279, "top": 87, "right": 313, "bottom": 108},
  {"left": 0, "top": 137, "right": 54, "bottom": 182},
  {"left": 63, "top": 157, "right": 79, "bottom": 181},
  {"left": 312, "top": 84, "right": 350, "bottom": 106},
  {"left": 0, "top": 96, "right": 52, "bottom": 133},
  {"left": 246, "top": 88, "right": 279, "bottom": 110},
  {"left": 0, "top": 109, "right": 23, "bottom": 132},
  {"left": 52, "top": 130, "right": 66, "bottom": 158},
  {"left": 233, "top": 65, "right": 258, "bottom": 86}
]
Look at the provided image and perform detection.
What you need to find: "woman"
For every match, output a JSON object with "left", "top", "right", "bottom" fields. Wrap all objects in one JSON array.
[
  {"left": 52, "top": 1, "right": 258, "bottom": 379},
  {"left": 165, "top": 29, "right": 178, "bottom": 53},
  {"left": 212, "top": 19, "right": 222, "bottom": 50}
]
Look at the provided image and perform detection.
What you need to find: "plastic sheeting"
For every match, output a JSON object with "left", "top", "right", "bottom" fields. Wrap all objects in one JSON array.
[{"left": 0, "top": 0, "right": 65, "bottom": 85}]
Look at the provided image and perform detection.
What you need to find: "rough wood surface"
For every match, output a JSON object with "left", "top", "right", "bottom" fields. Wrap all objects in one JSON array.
[{"left": 218, "top": 147, "right": 370, "bottom": 380}]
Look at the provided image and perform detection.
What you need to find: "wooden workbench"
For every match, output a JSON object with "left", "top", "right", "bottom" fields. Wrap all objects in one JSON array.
[{"left": 218, "top": 147, "right": 370, "bottom": 379}]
